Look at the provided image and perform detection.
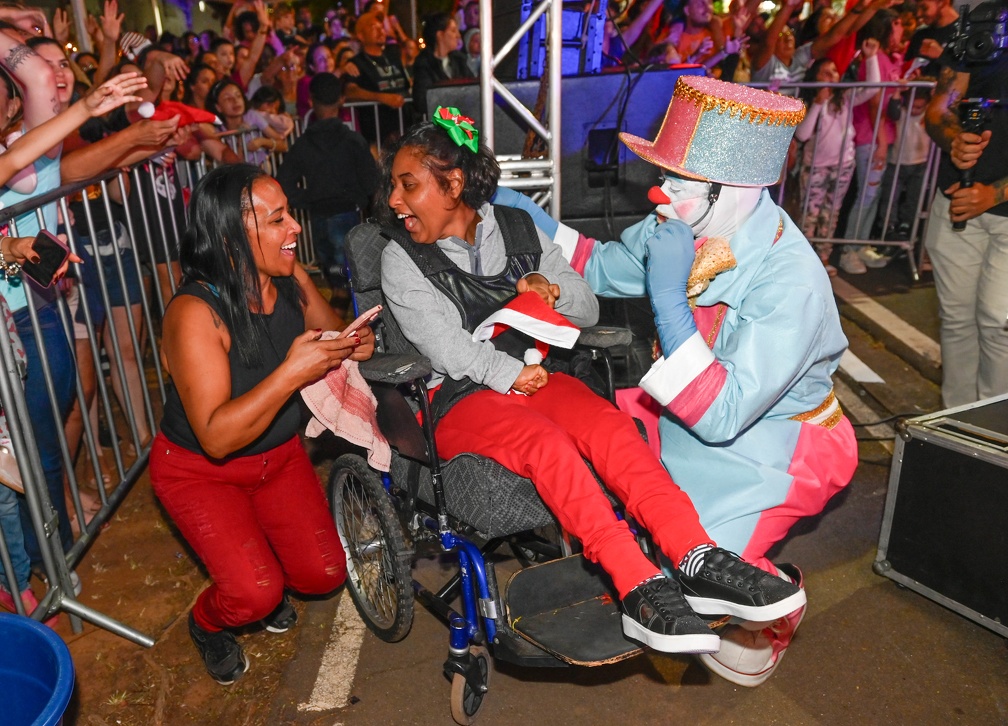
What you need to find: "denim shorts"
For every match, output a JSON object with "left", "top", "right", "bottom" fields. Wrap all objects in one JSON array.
[{"left": 77, "top": 223, "right": 144, "bottom": 310}]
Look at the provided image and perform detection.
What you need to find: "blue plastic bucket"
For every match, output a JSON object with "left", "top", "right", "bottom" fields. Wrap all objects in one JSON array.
[{"left": 0, "top": 612, "right": 75, "bottom": 726}]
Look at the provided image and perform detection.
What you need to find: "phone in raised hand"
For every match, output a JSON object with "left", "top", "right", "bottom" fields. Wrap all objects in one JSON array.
[
  {"left": 339, "top": 304, "right": 382, "bottom": 338},
  {"left": 21, "top": 230, "right": 70, "bottom": 288}
]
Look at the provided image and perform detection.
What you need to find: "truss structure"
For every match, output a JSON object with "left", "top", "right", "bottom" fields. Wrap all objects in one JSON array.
[{"left": 478, "top": 0, "right": 563, "bottom": 217}]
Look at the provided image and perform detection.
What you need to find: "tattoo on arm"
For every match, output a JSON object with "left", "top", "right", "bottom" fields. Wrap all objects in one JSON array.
[
  {"left": 993, "top": 177, "right": 1008, "bottom": 207},
  {"left": 926, "top": 66, "right": 967, "bottom": 153},
  {"left": 933, "top": 65, "right": 958, "bottom": 97},
  {"left": 5, "top": 43, "right": 33, "bottom": 71}
]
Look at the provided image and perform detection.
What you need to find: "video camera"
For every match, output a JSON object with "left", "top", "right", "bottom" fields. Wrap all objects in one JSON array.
[{"left": 948, "top": 0, "right": 1008, "bottom": 65}]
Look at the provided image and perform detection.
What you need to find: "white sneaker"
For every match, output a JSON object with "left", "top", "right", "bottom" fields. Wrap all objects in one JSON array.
[
  {"left": 839, "top": 250, "right": 867, "bottom": 275},
  {"left": 698, "top": 603, "right": 805, "bottom": 687},
  {"left": 697, "top": 563, "right": 805, "bottom": 687},
  {"left": 858, "top": 246, "right": 890, "bottom": 268}
]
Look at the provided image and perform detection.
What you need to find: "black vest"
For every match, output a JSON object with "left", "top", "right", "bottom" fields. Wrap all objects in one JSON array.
[{"left": 386, "top": 206, "right": 543, "bottom": 421}]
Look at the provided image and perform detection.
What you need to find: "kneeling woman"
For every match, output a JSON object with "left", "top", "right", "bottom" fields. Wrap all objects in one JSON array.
[
  {"left": 379, "top": 114, "right": 804, "bottom": 655},
  {"left": 152, "top": 164, "right": 374, "bottom": 685}
]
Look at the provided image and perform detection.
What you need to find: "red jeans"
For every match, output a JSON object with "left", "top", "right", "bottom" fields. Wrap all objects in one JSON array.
[
  {"left": 436, "top": 373, "right": 712, "bottom": 598},
  {"left": 150, "top": 433, "right": 346, "bottom": 631}
]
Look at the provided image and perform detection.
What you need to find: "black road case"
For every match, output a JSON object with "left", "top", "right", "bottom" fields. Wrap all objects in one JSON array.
[{"left": 874, "top": 394, "right": 1008, "bottom": 638}]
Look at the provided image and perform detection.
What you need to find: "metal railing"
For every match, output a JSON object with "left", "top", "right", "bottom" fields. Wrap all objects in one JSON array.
[
  {"left": 751, "top": 78, "right": 939, "bottom": 280},
  {"left": 0, "top": 159, "right": 196, "bottom": 646},
  {"left": 343, "top": 100, "right": 412, "bottom": 155}
]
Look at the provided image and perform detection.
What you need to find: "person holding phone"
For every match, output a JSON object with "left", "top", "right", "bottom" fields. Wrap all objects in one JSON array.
[{"left": 151, "top": 164, "right": 375, "bottom": 685}]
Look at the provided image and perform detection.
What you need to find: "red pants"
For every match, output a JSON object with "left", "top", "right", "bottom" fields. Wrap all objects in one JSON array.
[
  {"left": 150, "top": 433, "right": 346, "bottom": 631},
  {"left": 436, "top": 373, "right": 712, "bottom": 598}
]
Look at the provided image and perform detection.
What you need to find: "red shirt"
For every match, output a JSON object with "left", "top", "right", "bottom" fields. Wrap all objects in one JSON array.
[{"left": 826, "top": 0, "right": 860, "bottom": 74}]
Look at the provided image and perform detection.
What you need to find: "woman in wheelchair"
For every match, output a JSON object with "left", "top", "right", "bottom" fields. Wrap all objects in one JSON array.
[
  {"left": 150, "top": 164, "right": 375, "bottom": 685},
  {"left": 378, "top": 112, "right": 806, "bottom": 655}
]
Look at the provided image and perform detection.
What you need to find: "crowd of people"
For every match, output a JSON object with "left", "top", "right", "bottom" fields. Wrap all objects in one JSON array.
[
  {"left": 598, "top": 0, "right": 955, "bottom": 277},
  {"left": 0, "top": 0, "right": 1002, "bottom": 699},
  {"left": 42, "top": 0, "right": 958, "bottom": 288}
]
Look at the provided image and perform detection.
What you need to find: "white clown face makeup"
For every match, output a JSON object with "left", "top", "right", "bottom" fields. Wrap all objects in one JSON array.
[
  {"left": 651, "top": 174, "right": 712, "bottom": 227},
  {"left": 650, "top": 171, "right": 764, "bottom": 241}
]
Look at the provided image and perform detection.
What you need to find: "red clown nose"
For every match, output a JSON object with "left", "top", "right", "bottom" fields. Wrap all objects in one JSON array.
[{"left": 648, "top": 186, "right": 671, "bottom": 205}]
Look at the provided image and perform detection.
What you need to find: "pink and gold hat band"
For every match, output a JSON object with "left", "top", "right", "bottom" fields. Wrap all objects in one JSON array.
[{"left": 620, "top": 75, "right": 806, "bottom": 187}]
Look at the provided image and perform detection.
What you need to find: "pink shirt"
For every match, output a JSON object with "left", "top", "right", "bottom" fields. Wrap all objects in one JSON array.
[{"left": 852, "top": 51, "right": 900, "bottom": 146}]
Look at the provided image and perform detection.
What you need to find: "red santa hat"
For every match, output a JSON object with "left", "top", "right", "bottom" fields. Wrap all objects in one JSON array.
[
  {"left": 136, "top": 100, "right": 221, "bottom": 127},
  {"left": 472, "top": 291, "right": 580, "bottom": 363}
]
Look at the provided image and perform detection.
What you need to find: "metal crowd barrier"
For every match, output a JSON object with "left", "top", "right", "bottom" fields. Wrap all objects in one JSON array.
[
  {"left": 750, "top": 79, "right": 938, "bottom": 281},
  {"left": 343, "top": 99, "right": 412, "bottom": 155},
  {"left": 0, "top": 157, "right": 199, "bottom": 646}
]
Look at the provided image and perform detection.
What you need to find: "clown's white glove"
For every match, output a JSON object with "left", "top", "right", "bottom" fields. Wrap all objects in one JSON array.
[{"left": 646, "top": 220, "right": 698, "bottom": 356}]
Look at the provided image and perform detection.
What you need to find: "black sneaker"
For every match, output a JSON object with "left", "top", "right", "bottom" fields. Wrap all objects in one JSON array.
[
  {"left": 262, "top": 594, "right": 298, "bottom": 633},
  {"left": 188, "top": 612, "right": 251, "bottom": 685},
  {"left": 621, "top": 575, "right": 720, "bottom": 654},
  {"left": 678, "top": 548, "right": 807, "bottom": 622}
]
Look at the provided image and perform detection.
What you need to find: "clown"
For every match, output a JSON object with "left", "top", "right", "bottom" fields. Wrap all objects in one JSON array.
[{"left": 496, "top": 75, "right": 858, "bottom": 686}]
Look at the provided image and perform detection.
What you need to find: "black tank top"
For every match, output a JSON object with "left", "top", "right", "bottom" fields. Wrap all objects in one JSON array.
[{"left": 159, "top": 282, "right": 304, "bottom": 458}]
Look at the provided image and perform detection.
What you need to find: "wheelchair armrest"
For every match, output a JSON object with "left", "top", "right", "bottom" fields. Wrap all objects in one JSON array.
[
  {"left": 577, "top": 325, "right": 633, "bottom": 350},
  {"left": 575, "top": 326, "right": 633, "bottom": 405},
  {"left": 358, "top": 353, "right": 432, "bottom": 385}
]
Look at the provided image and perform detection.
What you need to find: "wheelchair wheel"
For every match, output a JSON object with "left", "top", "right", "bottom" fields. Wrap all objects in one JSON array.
[
  {"left": 449, "top": 645, "right": 491, "bottom": 725},
  {"left": 330, "top": 453, "right": 414, "bottom": 642}
]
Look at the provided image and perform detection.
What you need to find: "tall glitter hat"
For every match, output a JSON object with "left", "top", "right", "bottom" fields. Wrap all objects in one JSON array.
[{"left": 619, "top": 75, "right": 806, "bottom": 187}]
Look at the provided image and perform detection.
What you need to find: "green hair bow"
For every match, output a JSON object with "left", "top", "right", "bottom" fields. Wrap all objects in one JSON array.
[{"left": 432, "top": 106, "right": 479, "bottom": 153}]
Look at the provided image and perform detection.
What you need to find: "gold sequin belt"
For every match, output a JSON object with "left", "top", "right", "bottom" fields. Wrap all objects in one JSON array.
[{"left": 789, "top": 389, "right": 844, "bottom": 429}]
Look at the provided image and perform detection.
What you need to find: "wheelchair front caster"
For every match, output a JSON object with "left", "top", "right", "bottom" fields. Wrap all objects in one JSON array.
[{"left": 449, "top": 645, "right": 491, "bottom": 725}]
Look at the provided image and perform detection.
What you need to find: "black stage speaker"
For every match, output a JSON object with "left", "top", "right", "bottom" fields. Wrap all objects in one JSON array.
[
  {"left": 875, "top": 395, "right": 1008, "bottom": 637},
  {"left": 425, "top": 67, "right": 702, "bottom": 222}
]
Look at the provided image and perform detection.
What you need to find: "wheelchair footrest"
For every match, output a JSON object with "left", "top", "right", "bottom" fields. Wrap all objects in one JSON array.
[{"left": 505, "top": 554, "right": 642, "bottom": 666}]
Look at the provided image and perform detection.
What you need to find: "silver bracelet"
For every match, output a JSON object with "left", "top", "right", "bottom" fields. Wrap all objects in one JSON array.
[{"left": 0, "top": 238, "right": 21, "bottom": 279}]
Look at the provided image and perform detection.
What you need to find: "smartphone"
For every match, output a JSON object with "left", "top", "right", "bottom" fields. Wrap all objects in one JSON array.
[
  {"left": 21, "top": 230, "right": 70, "bottom": 288},
  {"left": 339, "top": 304, "right": 382, "bottom": 338}
]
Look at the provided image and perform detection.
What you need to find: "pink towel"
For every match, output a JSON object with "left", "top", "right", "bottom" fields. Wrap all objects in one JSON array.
[{"left": 301, "top": 336, "right": 391, "bottom": 472}]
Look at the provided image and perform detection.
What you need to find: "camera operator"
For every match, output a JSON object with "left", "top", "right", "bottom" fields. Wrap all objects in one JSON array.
[{"left": 923, "top": 4, "right": 1008, "bottom": 407}]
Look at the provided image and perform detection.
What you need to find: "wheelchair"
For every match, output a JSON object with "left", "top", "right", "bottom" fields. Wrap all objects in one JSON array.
[{"left": 328, "top": 222, "right": 647, "bottom": 725}]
